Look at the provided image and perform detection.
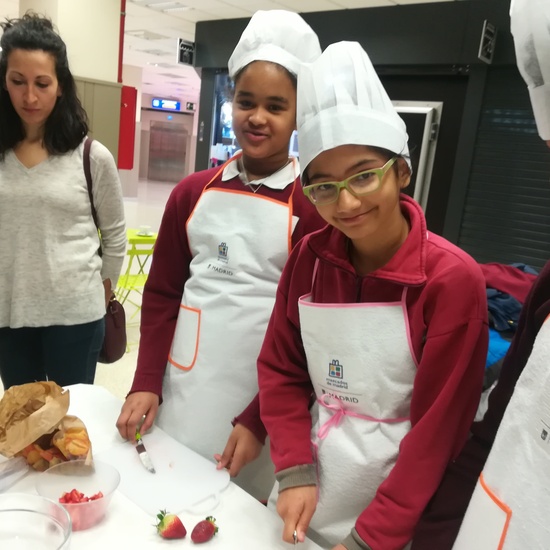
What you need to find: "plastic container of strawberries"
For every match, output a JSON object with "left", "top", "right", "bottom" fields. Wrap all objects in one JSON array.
[
  {"left": 0, "top": 492, "right": 71, "bottom": 549},
  {"left": 35, "top": 459, "right": 120, "bottom": 531}
]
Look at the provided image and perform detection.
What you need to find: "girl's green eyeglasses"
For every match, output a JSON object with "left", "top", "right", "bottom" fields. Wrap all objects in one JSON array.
[{"left": 302, "top": 157, "right": 397, "bottom": 206}]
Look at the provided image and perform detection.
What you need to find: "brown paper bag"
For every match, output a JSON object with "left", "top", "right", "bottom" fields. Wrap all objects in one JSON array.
[{"left": 0, "top": 381, "right": 92, "bottom": 471}]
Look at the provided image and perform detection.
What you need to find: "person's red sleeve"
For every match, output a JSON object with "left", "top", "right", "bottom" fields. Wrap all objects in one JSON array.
[
  {"left": 412, "top": 260, "right": 550, "bottom": 549},
  {"left": 354, "top": 265, "right": 488, "bottom": 550},
  {"left": 234, "top": 186, "right": 323, "bottom": 444},
  {"left": 232, "top": 394, "right": 267, "bottom": 444},
  {"left": 258, "top": 241, "right": 317, "bottom": 471}
]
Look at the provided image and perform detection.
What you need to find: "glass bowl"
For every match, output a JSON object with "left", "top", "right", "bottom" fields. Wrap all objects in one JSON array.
[
  {"left": 0, "top": 492, "right": 71, "bottom": 549},
  {"left": 35, "top": 459, "right": 120, "bottom": 531}
]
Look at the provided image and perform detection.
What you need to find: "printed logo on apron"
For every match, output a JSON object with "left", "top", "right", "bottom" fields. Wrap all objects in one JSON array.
[{"left": 297, "top": 263, "right": 417, "bottom": 546}]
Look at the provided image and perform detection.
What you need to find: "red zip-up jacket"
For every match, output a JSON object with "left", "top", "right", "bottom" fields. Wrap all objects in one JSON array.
[{"left": 258, "top": 195, "right": 488, "bottom": 550}]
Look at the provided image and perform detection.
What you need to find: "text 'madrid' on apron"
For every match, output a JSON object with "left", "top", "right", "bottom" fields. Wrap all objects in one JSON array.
[
  {"left": 453, "top": 316, "right": 550, "bottom": 550},
  {"left": 298, "top": 260, "right": 417, "bottom": 548},
  {"left": 157, "top": 155, "right": 294, "bottom": 500}
]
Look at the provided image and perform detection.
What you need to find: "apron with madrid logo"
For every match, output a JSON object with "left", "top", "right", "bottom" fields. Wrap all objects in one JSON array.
[
  {"left": 298, "top": 262, "right": 416, "bottom": 547},
  {"left": 157, "top": 155, "right": 295, "bottom": 499}
]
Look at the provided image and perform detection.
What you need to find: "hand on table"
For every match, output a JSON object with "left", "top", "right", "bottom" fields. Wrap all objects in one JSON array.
[
  {"left": 214, "top": 423, "right": 263, "bottom": 477},
  {"left": 116, "top": 391, "right": 159, "bottom": 440},
  {"left": 331, "top": 545, "right": 348, "bottom": 550},
  {"left": 276, "top": 485, "right": 317, "bottom": 544}
]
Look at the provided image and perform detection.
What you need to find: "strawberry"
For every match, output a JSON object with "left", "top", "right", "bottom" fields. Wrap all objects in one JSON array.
[
  {"left": 191, "top": 516, "right": 218, "bottom": 544},
  {"left": 155, "top": 509, "right": 187, "bottom": 539}
]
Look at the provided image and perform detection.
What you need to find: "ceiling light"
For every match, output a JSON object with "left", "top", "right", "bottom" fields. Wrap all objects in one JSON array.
[
  {"left": 146, "top": 1, "right": 181, "bottom": 9},
  {"left": 125, "top": 29, "right": 168, "bottom": 40},
  {"left": 139, "top": 48, "right": 168, "bottom": 56},
  {"left": 162, "top": 6, "right": 192, "bottom": 12}
]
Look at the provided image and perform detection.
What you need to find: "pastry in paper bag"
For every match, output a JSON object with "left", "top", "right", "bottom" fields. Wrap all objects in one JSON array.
[{"left": 0, "top": 381, "right": 92, "bottom": 471}]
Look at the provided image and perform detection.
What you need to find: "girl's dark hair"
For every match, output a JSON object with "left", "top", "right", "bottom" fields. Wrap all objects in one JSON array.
[
  {"left": 0, "top": 12, "right": 88, "bottom": 158},
  {"left": 228, "top": 60, "right": 297, "bottom": 98}
]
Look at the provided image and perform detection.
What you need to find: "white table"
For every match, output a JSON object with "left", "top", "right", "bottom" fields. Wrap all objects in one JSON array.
[{"left": 5, "top": 384, "right": 323, "bottom": 549}]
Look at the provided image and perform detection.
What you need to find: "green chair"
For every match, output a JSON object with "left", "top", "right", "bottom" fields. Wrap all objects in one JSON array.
[{"left": 115, "top": 230, "right": 156, "bottom": 324}]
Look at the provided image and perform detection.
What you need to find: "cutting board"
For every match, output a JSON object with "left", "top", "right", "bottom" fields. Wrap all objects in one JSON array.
[{"left": 95, "top": 428, "right": 230, "bottom": 516}]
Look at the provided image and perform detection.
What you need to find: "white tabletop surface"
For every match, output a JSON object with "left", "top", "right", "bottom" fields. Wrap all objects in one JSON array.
[{"left": 4, "top": 383, "right": 323, "bottom": 550}]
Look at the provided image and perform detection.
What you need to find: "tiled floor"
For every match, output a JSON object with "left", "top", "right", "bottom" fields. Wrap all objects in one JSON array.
[{"left": 0, "top": 178, "right": 175, "bottom": 401}]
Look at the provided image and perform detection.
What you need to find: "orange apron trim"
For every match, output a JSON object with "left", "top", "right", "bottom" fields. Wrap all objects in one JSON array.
[
  {"left": 286, "top": 162, "right": 297, "bottom": 253},
  {"left": 479, "top": 472, "right": 512, "bottom": 550},
  {"left": 200, "top": 186, "right": 292, "bottom": 208},
  {"left": 185, "top": 159, "right": 232, "bottom": 234},
  {"left": 184, "top": 153, "right": 296, "bottom": 255},
  {"left": 167, "top": 304, "right": 201, "bottom": 371}
]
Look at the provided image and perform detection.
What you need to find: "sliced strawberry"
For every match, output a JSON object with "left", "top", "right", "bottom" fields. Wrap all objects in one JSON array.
[
  {"left": 156, "top": 509, "right": 187, "bottom": 539},
  {"left": 191, "top": 516, "right": 218, "bottom": 543},
  {"left": 59, "top": 488, "right": 104, "bottom": 504},
  {"left": 68, "top": 488, "right": 83, "bottom": 503}
]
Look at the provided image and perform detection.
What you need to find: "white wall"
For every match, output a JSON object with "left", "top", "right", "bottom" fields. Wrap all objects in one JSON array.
[
  {"left": 118, "top": 64, "right": 144, "bottom": 197},
  {"left": 21, "top": 0, "right": 120, "bottom": 83},
  {"left": 122, "top": 64, "right": 143, "bottom": 121}
]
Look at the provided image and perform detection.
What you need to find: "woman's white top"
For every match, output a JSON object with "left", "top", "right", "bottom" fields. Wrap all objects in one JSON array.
[{"left": 0, "top": 139, "right": 126, "bottom": 328}]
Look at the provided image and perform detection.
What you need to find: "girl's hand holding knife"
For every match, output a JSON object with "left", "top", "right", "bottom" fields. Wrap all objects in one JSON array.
[{"left": 276, "top": 486, "right": 317, "bottom": 544}]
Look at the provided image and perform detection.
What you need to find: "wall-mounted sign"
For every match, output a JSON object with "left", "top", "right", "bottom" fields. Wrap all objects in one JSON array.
[
  {"left": 478, "top": 20, "right": 497, "bottom": 65},
  {"left": 186, "top": 102, "right": 195, "bottom": 111},
  {"left": 178, "top": 38, "right": 195, "bottom": 66},
  {"left": 152, "top": 98, "right": 181, "bottom": 111}
]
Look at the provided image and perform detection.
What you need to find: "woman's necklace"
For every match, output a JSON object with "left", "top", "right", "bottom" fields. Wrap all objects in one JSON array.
[{"left": 238, "top": 158, "right": 291, "bottom": 193}]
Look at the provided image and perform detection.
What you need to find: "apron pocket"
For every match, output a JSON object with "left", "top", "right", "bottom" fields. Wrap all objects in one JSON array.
[
  {"left": 453, "top": 473, "right": 511, "bottom": 550},
  {"left": 168, "top": 305, "right": 201, "bottom": 370}
]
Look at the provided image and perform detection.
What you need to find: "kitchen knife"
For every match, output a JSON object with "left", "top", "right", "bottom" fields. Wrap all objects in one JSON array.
[{"left": 135, "top": 430, "right": 156, "bottom": 473}]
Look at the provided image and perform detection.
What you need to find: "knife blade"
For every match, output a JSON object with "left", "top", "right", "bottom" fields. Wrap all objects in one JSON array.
[{"left": 135, "top": 430, "right": 156, "bottom": 473}]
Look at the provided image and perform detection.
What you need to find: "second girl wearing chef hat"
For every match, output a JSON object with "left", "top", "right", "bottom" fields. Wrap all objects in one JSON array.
[
  {"left": 116, "top": 11, "right": 325, "bottom": 502},
  {"left": 258, "top": 41, "right": 488, "bottom": 549}
]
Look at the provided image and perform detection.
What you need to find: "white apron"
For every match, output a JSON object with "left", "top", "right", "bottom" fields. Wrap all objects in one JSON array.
[
  {"left": 157, "top": 157, "right": 294, "bottom": 499},
  {"left": 454, "top": 316, "right": 550, "bottom": 550},
  {"left": 297, "top": 263, "right": 416, "bottom": 548}
]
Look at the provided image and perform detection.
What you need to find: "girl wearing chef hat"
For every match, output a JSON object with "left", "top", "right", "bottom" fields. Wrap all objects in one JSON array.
[
  {"left": 115, "top": 10, "right": 324, "bottom": 501},
  {"left": 257, "top": 41, "right": 488, "bottom": 549}
]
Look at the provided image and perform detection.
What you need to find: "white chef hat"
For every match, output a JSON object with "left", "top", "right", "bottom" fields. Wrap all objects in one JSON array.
[
  {"left": 297, "top": 41, "right": 411, "bottom": 176},
  {"left": 228, "top": 10, "right": 321, "bottom": 79},
  {"left": 510, "top": 0, "right": 550, "bottom": 140}
]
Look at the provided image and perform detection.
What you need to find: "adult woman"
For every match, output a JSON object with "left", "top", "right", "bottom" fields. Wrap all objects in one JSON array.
[
  {"left": 115, "top": 11, "right": 324, "bottom": 500},
  {"left": 258, "top": 41, "right": 488, "bottom": 550},
  {"left": 0, "top": 13, "right": 126, "bottom": 389}
]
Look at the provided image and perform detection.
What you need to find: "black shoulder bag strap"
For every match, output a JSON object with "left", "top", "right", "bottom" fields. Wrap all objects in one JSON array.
[{"left": 83, "top": 137, "right": 103, "bottom": 257}]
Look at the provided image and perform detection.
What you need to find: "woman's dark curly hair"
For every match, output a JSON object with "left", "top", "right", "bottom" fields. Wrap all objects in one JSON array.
[{"left": 0, "top": 12, "right": 88, "bottom": 158}]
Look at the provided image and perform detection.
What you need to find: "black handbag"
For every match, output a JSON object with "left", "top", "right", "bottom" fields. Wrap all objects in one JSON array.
[{"left": 83, "top": 137, "right": 127, "bottom": 363}]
